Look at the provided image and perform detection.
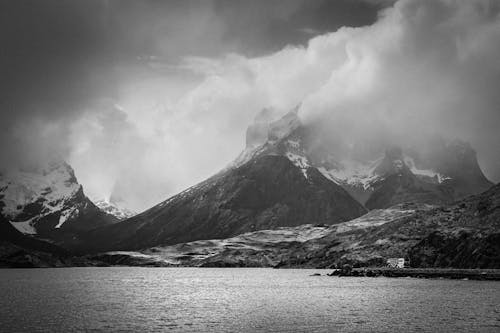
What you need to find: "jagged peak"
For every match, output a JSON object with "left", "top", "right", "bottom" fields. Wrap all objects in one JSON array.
[
  {"left": 445, "top": 139, "right": 477, "bottom": 161},
  {"left": 235, "top": 105, "right": 304, "bottom": 167},
  {"left": 245, "top": 107, "right": 281, "bottom": 148},
  {"left": 268, "top": 105, "right": 301, "bottom": 143},
  {"left": 372, "top": 146, "right": 410, "bottom": 176}
]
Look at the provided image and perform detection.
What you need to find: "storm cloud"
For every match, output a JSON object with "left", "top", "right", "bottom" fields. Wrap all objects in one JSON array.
[{"left": 2, "top": 0, "right": 499, "bottom": 211}]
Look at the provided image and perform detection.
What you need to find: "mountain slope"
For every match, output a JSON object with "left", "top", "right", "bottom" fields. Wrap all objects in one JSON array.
[
  {"left": 98, "top": 184, "right": 500, "bottom": 269},
  {"left": 281, "top": 183, "right": 500, "bottom": 269},
  {"left": 77, "top": 155, "right": 367, "bottom": 253},
  {"left": 0, "top": 214, "right": 72, "bottom": 267},
  {"left": 90, "top": 205, "right": 418, "bottom": 267}
]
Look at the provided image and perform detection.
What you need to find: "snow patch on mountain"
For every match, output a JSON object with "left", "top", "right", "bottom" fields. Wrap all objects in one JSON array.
[
  {"left": 285, "top": 152, "right": 309, "bottom": 178},
  {"left": 10, "top": 219, "right": 37, "bottom": 235},
  {"left": 317, "top": 158, "right": 381, "bottom": 190},
  {"left": 404, "top": 157, "right": 452, "bottom": 183},
  {"left": 56, "top": 207, "right": 79, "bottom": 228}
]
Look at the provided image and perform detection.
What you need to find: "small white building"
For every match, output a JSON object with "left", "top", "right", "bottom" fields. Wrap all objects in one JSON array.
[{"left": 387, "top": 258, "right": 405, "bottom": 268}]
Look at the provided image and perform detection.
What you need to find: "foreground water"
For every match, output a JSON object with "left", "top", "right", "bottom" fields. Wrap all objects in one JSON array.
[{"left": 0, "top": 268, "right": 499, "bottom": 332}]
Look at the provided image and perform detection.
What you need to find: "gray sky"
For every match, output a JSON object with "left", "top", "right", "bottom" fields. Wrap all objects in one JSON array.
[{"left": 2, "top": 0, "right": 500, "bottom": 211}]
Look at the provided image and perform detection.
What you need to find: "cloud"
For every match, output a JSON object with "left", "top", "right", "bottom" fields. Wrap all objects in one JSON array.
[
  {"left": 164, "top": 0, "right": 500, "bottom": 183},
  {"left": 298, "top": 28, "right": 324, "bottom": 35},
  {"left": 3, "top": 0, "right": 500, "bottom": 211},
  {"left": 298, "top": 0, "right": 500, "bottom": 172},
  {"left": 72, "top": 0, "right": 500, "bottom": 210}
]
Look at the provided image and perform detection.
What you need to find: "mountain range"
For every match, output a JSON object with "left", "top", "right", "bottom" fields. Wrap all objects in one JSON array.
[{"left": 0, "top": 107, "right": 497, "bottom": 268}]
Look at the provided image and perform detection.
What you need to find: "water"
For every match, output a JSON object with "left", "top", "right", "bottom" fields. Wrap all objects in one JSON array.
[{"left": 0, "top": 268, "right": 499, "bottom": 333}]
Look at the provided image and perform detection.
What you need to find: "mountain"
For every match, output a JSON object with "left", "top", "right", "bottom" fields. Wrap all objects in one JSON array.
[
  {"left": 362, "top": 141, "right": 492, "bottom": 209},
  {"left": 77, "top": 154, "right": 367, "bottom": 253},
  {"left": 405, "top": 138, "right": 493, "bottom": 199},
  {"left": 94, "top": 199, "right": 136, "bottom": 220},
  {"left": 95, "top": 184, "right": 500, "bottom": 269},
  {"left": 0, "top": 161, "right": 118, "bottom": 241},
  {"left": 364, "top": 147, "right": 454, "bottom": 209},
  {"left": 235, "top": 108, "right": 492, "bottom": 209}
]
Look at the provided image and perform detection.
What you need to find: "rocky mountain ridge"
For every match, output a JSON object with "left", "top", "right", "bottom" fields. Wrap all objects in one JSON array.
[
  {"left": 0, "top": 106, "right": 495, "bottom": 267},
  {"left": 236, "top": 108, "right": 492, "bottom": 208}
]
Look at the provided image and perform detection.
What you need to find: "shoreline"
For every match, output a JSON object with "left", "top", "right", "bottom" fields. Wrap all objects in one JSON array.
[
  {"left": 2, "top": 264, "right": 500, "bottom": 281},
  {"left": 327, "top": 267, "right": 500, "bottom": 280}
]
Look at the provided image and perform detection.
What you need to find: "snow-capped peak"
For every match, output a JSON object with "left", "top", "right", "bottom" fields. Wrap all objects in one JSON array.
[
  {"left": 0, "top": 160, "right": 108, "bottom": 235},
  {"left": 0, "top": 160, "right": 81, "bottom": 220},
  {"left": 1, "top": 160, "right": 120, "bottom": 235},
  {"left": 94, "top": 199, "right": 136, "bottom": 220}
]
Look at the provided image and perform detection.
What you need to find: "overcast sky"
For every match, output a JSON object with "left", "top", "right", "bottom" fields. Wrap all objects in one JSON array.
[{"left": 1, "top": 0, "right": 500, "bottom": 211}]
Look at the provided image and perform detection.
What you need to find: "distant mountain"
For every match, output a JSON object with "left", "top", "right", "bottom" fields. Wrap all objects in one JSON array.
[
  {"left": 0, "top": 161, "right": 118, "bottom": 241},
  {"left": 94, "top": 199, "right": 136, "bottom": 220},
  {"left": 405, "top": 138, "right": 493, "bottom": 199},
  {"left": 364, "top": 147, "right": 454, "bottom": 209}
]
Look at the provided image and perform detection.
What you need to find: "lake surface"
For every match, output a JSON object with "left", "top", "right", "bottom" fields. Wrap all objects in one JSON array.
[{"left": 0, "top": 268, "right": 499, "bottom": 332}]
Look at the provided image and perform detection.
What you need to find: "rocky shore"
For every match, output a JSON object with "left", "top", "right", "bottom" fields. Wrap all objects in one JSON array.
[{"left": 327, "top": 266, "right": 500, "bottom": 280}]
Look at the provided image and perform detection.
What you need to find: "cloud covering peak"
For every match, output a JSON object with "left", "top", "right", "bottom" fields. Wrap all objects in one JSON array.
[{"left": 176, "top": 0, "right": 500, "bottom": 182}]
